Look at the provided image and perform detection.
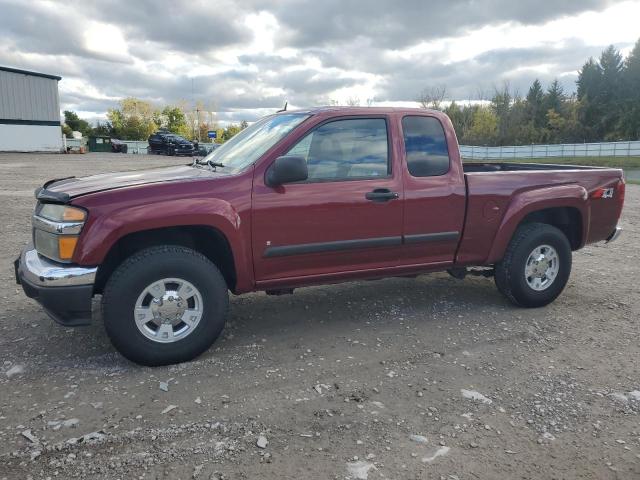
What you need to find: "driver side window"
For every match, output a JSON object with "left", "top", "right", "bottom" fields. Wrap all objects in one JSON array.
[{"left": 286, "top": 118, "right": 389, "bottom": 181}]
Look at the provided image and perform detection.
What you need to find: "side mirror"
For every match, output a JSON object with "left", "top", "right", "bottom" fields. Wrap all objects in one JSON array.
[{"left": 266, "top": 156, "right": 308, "bottom": 186}]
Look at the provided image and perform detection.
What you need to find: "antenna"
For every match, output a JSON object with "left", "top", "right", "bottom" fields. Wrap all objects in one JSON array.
[{"left": 277, "top": 101, "right": 288, "bottom": 113}]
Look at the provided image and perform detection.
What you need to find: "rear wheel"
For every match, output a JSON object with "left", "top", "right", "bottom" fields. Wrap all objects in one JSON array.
[
  {"left": 495, "top": 222, "right": 572, "bottom": 308},
  {"left": 102, "top": 246, "right": 229, "bottom": 366}
]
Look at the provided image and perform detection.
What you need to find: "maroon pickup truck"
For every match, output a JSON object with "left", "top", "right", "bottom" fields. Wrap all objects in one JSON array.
[{"left": 16, "top": 107, "right": 624, "bottom": 365}]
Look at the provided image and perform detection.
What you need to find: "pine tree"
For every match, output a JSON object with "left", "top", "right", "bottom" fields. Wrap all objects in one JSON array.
[
  {"left": 599, "top": 46, "right": 625, "bottom": 139},
  {"left": 577, "top": 58, "right": 602, "bottom": 100},
  {"left": 525, "top": 79, "right": 545, "bottom": 129},
  {"left": 621, "top": 39, "right": 640, "bottom": 139},
  {"left": 544, "top": 79, "right": 566, "bottom": 115}
]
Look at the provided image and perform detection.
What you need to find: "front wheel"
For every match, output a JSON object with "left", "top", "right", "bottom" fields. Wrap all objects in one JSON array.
[
  {"left": 495, "top": 222, "right": 572, "bottom": 308},
  {"left": 102, "top": 246, "right": 229, "bottom": 366}
]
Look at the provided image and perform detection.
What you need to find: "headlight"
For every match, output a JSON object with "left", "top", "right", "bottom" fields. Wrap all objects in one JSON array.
[
  {"left": 33, "top": 204, "right": 87, "bottom": 263},
  {"left": 38, "top": 204, "right": 86, "bottom": 222}
]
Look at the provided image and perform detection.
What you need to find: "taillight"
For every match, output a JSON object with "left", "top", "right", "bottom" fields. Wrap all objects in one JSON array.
[
  {"left": 617, "top": 179, "right": 625, "bottom": 203},
  {"left": 590, "top": 187, "right": 614, "bottom": 199}
]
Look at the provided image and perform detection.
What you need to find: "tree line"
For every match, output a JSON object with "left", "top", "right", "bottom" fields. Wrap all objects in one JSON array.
[
  {"left": 419, "top": 38, "right": 640, "bottom": 146},
  {"left": 62, "top": 98, "right": 248, "bottom": 143}
]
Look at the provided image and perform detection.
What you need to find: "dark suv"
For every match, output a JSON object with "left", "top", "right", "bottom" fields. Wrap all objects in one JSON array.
[{"left": 148, "top": 132, "right": 195, "bottom": 156}]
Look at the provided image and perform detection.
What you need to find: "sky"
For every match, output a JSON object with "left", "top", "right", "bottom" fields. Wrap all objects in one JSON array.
[{"left": 1, "top": 0, "right": 639, "bottom": 126}]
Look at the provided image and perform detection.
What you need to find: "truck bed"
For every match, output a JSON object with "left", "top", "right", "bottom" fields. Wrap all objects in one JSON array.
[{"left": 456, "top": 162, "right": 624, "bottom": 266}]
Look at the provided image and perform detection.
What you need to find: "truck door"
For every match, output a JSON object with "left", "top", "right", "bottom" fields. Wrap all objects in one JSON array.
[
  {"left": 251, "top": 116, "right": 404, "bottom": 283},
  {"left": 398, "top": 115, "right": 466, "bottom": 266}
]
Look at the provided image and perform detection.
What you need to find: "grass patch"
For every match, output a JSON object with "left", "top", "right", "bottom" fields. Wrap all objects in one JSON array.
[{"left": 462, "top": 156, "right": 640, "bottom": 168}]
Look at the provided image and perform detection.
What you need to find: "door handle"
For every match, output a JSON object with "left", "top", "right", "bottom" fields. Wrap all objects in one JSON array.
[{"left": 365, "top": 188, "right": 399, "bottom": 202}]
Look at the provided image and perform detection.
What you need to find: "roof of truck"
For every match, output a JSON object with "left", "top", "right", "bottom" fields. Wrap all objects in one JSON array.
[{"left": 281, "top": 106, "right": 441, "bottom": 116}]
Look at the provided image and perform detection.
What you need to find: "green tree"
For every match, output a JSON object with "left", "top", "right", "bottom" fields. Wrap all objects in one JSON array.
[
  {"left": 107, "top": 98, "right": 158, "bottom": 140},
  {"left": 91, "top": 121, "right": 113, "bottom": 137},
  {"left": 159, "top": 106, "right": 189, "bottom": 137},
  {"left": 491, "top": 84, "right": 511, "bottom": 143},
  {"left": 221, "top": 123, "right": 243, "bottom": 141},
  {"left": 621, "top": 39, "right": 640, "bottom": 139},
  {"left": 599, "top": 45, "right": 624, "bottom": 139},
  {"left": 577, "top": 57, "right": 602, "bottom": 100},
  {"left": 466, "top": 107, "right": 498, "bottom": 145},
  {"left": 63, "top": 110, "right": 90, "bottom": 137},
  {"left": 544, "top": 79, "right": 566, "bottom": 116},
  {"left": 61, "top": 124, "right": 73, "bottom": 138},
  {"left": 576, "top": 58, "right": 603, "bottom": 140},
  {"left": 525, "top": 79, "right": 546, "bottom": 129}
]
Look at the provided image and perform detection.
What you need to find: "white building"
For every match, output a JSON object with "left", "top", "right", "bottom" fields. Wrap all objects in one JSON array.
[{"left": 0, "top": 66, "right": 62, "bottom": 152}]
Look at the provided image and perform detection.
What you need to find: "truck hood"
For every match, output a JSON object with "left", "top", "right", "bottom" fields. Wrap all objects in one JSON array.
[{"left": 44, "top": 165, "right": 218, "bottom": 199}]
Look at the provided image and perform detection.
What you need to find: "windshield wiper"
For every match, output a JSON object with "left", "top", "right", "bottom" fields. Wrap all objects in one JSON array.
[{"left": 207, "top": 160, "right": 225, "bottom": 171}]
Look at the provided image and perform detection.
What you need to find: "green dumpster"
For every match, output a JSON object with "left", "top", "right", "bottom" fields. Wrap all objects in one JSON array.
[{"left": 88, "top": 136, "right": 112, "bottom": 152}]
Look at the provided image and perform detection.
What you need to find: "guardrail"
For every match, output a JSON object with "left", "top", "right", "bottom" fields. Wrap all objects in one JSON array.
[{"left": 460, "top": 141, "right": 640, "bottom": 160}]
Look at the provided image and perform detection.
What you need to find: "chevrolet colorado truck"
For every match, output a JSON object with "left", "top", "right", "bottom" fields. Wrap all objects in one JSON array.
[{"left": 15, "top": 107, "right": 625, "bottom": 366}]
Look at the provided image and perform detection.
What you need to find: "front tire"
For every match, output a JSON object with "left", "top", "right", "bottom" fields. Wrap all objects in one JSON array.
[
  {"left": 495, "top": 222, "right": 572, "bottom": 308},
  {"left": 102, "top": 246, "right": 229, "bottom": 366}
]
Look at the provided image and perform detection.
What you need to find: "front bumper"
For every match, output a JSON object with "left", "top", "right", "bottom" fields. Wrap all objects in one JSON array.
[
  {"left": 15, "top": 246, "right": 97, "bottom": 326},
  {"left": 175, "top": 148, "right": 195, "bottom": 156},
  {"left": 606, "top": 226, "right": 622, "bottom": 243}
]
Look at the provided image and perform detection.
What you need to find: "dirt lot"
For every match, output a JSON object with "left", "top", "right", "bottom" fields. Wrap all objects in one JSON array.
[{"left": 0, "top": 152, "right": 638, "bottom": 479}]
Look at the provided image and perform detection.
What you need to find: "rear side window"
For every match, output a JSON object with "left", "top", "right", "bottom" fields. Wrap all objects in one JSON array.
[
  {"left": 402, "top": 116, "right": 450, "bottom": 177},
  {"left": 286, "top": 118, "right": 389, "bottom": 181}
]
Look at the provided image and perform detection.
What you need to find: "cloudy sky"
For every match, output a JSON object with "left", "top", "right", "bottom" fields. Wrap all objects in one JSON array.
[{"left": 1, "top": 0, "right": 639, "bottom": 125}]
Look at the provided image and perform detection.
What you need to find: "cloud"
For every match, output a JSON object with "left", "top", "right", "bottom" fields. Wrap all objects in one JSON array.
[
  {"left": 83, "top": 0, "right": 251, "bottom": 52},
  {"left": 0, "top": 0, "right": 637, "bottom": 125},
  {"left": 266, "top": 0, "right": 615, "bottom": 49}
]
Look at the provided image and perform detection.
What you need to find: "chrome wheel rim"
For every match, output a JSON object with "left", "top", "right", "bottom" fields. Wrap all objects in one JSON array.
[
  {"left": 524, "top": 244, "right": 559, "bottom": 291},
  {"left": 134, "top": 278, "right": 203, "bottom": 343}
]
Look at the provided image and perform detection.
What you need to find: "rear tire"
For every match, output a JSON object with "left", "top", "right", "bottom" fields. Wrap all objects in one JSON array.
[
  {"left": 102, "top": 246, "right": 229, "bottom": 366},
  {"left": 495, "top": 222, "right": 572, "bottom": 308}
]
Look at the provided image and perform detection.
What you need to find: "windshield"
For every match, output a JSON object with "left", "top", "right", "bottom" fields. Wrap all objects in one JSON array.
[{"left": 200, "top": 113, "right": 310, "bottom": 173}]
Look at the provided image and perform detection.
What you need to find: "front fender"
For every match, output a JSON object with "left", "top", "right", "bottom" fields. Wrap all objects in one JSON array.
[
  {"left": 72, "top": 197, "right": 252, "bottom": 290},
  {"left": 486, "top": 184, "right": 589, "bottom": 264}
]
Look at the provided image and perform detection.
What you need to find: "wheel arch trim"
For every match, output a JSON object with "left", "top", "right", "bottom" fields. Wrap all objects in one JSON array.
[{"left": 486, "top": 184, "right": 588, "bottom": 264}]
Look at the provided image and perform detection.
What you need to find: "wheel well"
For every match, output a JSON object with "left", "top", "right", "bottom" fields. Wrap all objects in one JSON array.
[
  {"left": 94, "top": 226, "right": 236, "bottom": 294},
  {"left": 520, "top": 207, "right": 582, "bottom": 250}
]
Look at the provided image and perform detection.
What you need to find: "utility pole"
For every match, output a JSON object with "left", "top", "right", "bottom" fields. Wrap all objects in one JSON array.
[{"left": 191, "top": 78, "right": 195, "bottom": 140}]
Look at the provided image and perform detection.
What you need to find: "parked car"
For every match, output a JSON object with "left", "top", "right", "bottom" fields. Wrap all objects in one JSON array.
[
  {"left": 16, "top": 107, "right": 624, "bottom": 366},
  {"left": 110, "top": 138, "right": 128, "bottom": 153},
  {"left": 147, "top": 132, "right": 195, "bottom": 156},
  {"left": 197, "top": 143, "right": 219, "bottom": 156}
]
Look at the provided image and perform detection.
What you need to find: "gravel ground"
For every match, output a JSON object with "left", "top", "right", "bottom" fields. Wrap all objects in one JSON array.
[{"left": 0, "top": 152, "right": 638, "bottom": 480}]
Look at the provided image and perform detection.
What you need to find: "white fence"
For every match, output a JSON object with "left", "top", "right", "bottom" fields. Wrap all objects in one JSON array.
[
  {"left": 64, "top": 136, "right": 640, "bottom": 161},
  {"left": 460, "top": 140, "right": 640, "bottom": 160}
]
